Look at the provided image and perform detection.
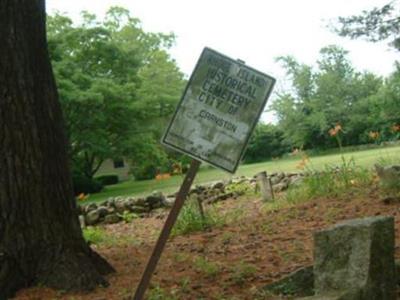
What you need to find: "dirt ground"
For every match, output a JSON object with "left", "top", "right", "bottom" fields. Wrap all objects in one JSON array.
[{"left": 13, "top": 186, "right": 400, "bottom": 300}]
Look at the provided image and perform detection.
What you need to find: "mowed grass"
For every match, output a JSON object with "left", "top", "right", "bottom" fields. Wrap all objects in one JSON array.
[{"left": 87, "top": 145, "right": 400, "bottom": 202}]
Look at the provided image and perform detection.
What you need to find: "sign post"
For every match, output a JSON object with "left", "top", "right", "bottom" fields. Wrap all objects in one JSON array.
[{"left": 133, "top": 47, "right": 275, "bottom": 300}]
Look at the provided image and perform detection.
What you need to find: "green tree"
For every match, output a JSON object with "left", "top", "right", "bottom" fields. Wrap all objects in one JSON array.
[
  {"left": 47, "top": 8, "right": 185, "bottom": 179},
  {"left": 334, "top": 2, "right": 400, "bottom": 51},
  {"left": 244, "top": 123, "right": 290, "bottom": 163},
  {"left": 272, "top": 45, "right": 384, "bottom": 149}
]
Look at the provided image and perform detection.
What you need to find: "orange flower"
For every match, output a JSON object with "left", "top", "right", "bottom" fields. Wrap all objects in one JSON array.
[
  {"left": 296, "top": 154, "right": 309, "bottom": 170},
  {"left": 368, "top": 131, "right": 379, "bottom": 140},
  {"left": 329, "top": 123, "right": 342, "bottom": 137},
  {"left": 391, "top": 124, "right": 400, "bottom": 132},
  {"left": 155, "top": 173, "right": 171, "bottom": 180},
  {"left": 77, "top": 193, "right": 87, "bottom": 201}
]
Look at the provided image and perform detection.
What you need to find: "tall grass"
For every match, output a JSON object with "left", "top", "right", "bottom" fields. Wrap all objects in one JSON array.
[
  {"left": 285, "top": 156, "right": 372, "bottom": 203},
  {"left": 172, "top": 198, "right": 225, "bottom": 236}
]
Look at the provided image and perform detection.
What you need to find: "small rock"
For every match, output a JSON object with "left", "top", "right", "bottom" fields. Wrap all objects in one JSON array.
[
  {"left": 212, "top": 181, "right": 225, "bottom": 190},
  {"left": 128, "top": 206, "right": 149, "bottom": 214},
  {"left": 85, "top": 202, "right": 98, "bottom": 213},
  {"left": 104, "top": 213, "right": 120, "bottom": 224},
  {"left": 290, "top": 176, "right": 304, "bottom": 187},
  {"left": 146, "top": 191, "right": 166, "bottom": 209},
  {"left": 162, "top": 196, "right": 175, "bottom": 207},
  {"left": 273, "top": 181, "right": 289, "bottom": 192},
  {"left": 78, "top": 215, "right": 86, "bottom": 228},
  {"left": 133, "top": 197, "right": 147, "bottom": 207},
  {"left": 114, "top": 200, "right": 126, "bottom": 214},
  {"left": 85, "top": 210, "right": 100, "bottom": 225},
  {"left": 96, "top": 206, "right": 109, "bottom": 218}
]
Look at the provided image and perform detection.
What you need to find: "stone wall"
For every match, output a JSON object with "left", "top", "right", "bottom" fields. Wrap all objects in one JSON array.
[{"left": 78, "top": 172, "right": 304, "bottom": 227}]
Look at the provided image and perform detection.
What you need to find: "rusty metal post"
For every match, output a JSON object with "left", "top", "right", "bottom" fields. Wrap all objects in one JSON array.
[{"left": 132, "top": 159, "right": 201, "bottom": 300}]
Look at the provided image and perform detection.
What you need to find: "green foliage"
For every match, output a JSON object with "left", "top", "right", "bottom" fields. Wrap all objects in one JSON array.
[
  {"left": 272, "top": 45, "right": 399, "bottom": 151},
  {"left": 225, "top": 181, "right": 253, "bottom": 197},
  {"left": 83, "top": 227, "right": 107, "bottom": 245},
  {"left": 147, "top": 286, "right": 178, "bottom": 300},
  {"left": 334, "top": 2, "right": 400, "bottom": 51},
  {"left": 47, "top": 8, "right": 185, "bottom": 180},
  {"left": 95, "top": 174, "right": 119, "bottom": 186},
  {"left": 286, "top": 156, "right": 371, "bottom": 202},
  {"left": 72, "top": 174, "right": 103, "bottom": 195},
  {"left": 129, "top": 134, "right": 170, "bottom": 180},
  {"left": 229, "top": 261, "right": 257, "bottom": 285},
  {"left": 244, "top": 123, "right": 290, "bottom": 162},
  {"left": 117, "top": 211, "right": 138, "bottom": 223},
  {"left": 172, "top": 199, "right": 224, "bottom": 236},
  {"left": 193, "top": 256, "right": 221, "bottom": 279}
]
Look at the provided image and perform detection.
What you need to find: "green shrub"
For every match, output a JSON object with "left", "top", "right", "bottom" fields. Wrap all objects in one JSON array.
[
  {"left": 286, "top": 156, "right": 371, "bottom": 202},
  {"left": 118, "top": 211, "right": 138, "bottom": 223},
  {"left": 131, "top": 163, "right": 159, "bottom": 180},
  {"left": 83, "top": 227, "right": 107, "bottom": 245},
  {"left": 72, "top": 174, "right": 103, "bottom": 195},
  {"left": 95, "top": 174, "right": 119, "bottom": 185},
  {"left": 193, "top": 256, "right": 221, "bottom": 278},
  {"left": 172, "top": 199, "right": 224, "bottom": 236},
  {"left": 230, "top": 261, "right": 257, "bottom": 285}
]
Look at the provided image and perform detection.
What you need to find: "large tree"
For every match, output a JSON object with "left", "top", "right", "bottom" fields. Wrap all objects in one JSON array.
[
  {"left": 334, "top": 1, "right": 400, "bottom": 51},
  {"left": 47, "top": 9, "right": 185, "bottom": 179},
  {"left": 272, "top": 45, "right": 384, "bottom": 149},
  {"left": 0, "top": 1, "right": 114, "bottom": 298}
]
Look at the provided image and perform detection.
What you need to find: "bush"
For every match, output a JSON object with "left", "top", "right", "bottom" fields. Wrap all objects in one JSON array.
[
  {"left": 72, "top": 174, "right": 103, "bottom": 195},
  {"left": 131, "top": 163, "right": 159, "bottom": 180},
  {"left": 172, "top": 199, "right": 224, "bottom": 236},
  {"left": 95, "top": 174, "right": 119, "bottom": 185},
  {"left": 83, "top": 227, "right": 107, "bottom": 245}
]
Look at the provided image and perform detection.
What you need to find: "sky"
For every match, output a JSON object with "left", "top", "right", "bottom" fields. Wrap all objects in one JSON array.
[{"left": 46, "top": 0, "right": 398, "bottom": 123}]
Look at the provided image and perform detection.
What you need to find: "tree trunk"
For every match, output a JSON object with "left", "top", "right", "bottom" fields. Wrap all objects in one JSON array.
[{"left": 0, "top": 1, "right": 114, "bottom": 298}]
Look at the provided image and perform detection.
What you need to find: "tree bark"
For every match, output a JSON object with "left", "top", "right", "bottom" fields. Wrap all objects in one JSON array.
[{"left": 0, "top": 1, "right": 114, "bottom": 298}]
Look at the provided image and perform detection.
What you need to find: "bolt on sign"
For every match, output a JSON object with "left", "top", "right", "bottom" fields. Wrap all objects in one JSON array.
[{"left": 162, "top": 47, "right": 276, "bottom": 173}]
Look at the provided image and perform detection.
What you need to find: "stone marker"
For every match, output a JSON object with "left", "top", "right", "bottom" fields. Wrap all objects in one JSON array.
[
  {"left": 256, "top": 171, "right": 274, "bottom": 201},
  {"left": 312, "top": 216, "right": 396, "bottom": 300}
]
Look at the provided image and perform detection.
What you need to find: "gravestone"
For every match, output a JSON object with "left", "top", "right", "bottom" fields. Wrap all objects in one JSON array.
[
  {"left": 312, "top": 216, "right": 396, "bottom": 300},
  {"left": 256, "top": 171, "right": 274, "bottom": 201}
]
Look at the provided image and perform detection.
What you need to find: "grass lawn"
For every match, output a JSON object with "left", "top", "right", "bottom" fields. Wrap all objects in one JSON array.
[{"left": 86, "top": 145, "right": 400, "bottom": 203}]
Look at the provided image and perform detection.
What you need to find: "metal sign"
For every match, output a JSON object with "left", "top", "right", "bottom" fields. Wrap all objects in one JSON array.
[{"left": 162, "top": 47, "right": 275, "bottom": 173}]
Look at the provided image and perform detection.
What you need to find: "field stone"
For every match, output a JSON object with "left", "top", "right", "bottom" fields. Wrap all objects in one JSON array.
[
  {"left": 133, "top": 197, "right": 147, "bottom": 207},
  {"left": 273, "top": 181, "right": 289, "bottom": 193},
  {"left": 128, "top": 206, "right": 149, "bottom": 214},
  {"left": 314, "top": 216, "right": 396, "bottom": 300},
  {"left": 85, "top": 202, "right": 98, "bottom": 213},
  {"left": 96, "top": 206, "right": 108, "bottom": 218},
  {"left": 271, "top": 172, "right": 285, "bottom": 185},
  {"left": 85, "top": 210, "right": 100, "bottom": 225},
  {"left": 290, "top": 176, "right": 304, "bottom": 187},
  {"left": 103, "top": 213, "right": 120, "bottom": 224},
  {"left": 114, "top": 200, "right": 126, "bottom": 214},
  {"left": 78, "top": 215, "right": 86, "bottom": 228},
  {"left": 162, "top": 196, "right": 175, "bottom": 207},
  {"left": 146, "top": 191, "right": 166, "bottom": 209},
  {"left": 212, "top": 181, "right": 225, "bottom": 190}
]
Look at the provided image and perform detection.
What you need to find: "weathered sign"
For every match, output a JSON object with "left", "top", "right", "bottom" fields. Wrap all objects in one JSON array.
[{"left": 162, "top": 47, "right": 275, "bottom": 173}]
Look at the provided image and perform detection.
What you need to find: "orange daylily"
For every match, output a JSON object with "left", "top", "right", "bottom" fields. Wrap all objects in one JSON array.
[
  {"left": 77, "top": 193, "right": 87, "bottom": 201},
  {"left": 155, "top": 173, "right": 171, "bottom": 180},
  {"left": 391, "top": 124, "right": 400, "bottom": 132},
  {"left": 368, "top": 131, "right": 379, "bottom": 140},
  {"left": 329, "top": 124, "right": 342, "bottom": 137}
]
